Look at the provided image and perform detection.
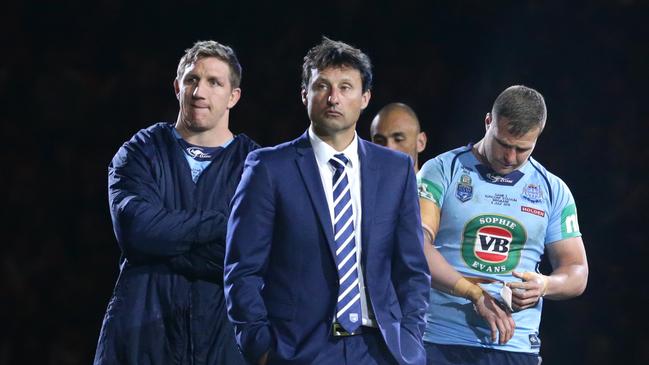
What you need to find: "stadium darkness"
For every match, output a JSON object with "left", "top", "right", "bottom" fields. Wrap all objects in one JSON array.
[{"left": 2, "top": 1, "right": 647, "bottom": 364}]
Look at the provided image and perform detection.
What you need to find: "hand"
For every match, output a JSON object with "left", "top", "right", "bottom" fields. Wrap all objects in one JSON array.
[
  {"left": 507, "top": 271, "right": 548, "bottom": 310},
  {"left": 258, "top": 351, "right": 269, "bottom": 365},
  {"left": 473, "top": 293, "right": 515, "bottom": 344}
]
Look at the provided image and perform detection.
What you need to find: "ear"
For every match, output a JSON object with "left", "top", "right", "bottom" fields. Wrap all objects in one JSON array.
[
  {"left": 417, "top": 131, "right": 427, "bottom": 153},
  {"left": 174, "top": 79, "right": 180, "bottom": 100},
  {"left": 360, "top": 89, "right": 371, "bottom": 110},
  {"left": 227, "top": 88, "right": 242, "bottom": 109},
  {"left": 301, "top": 88, "right": 308, "bottom": 106},
  {"left": 485, "top": 113, "right": 493, "bottom": 131}
]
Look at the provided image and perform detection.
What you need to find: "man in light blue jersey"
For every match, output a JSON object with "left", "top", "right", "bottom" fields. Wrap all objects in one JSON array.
[
  {"left": 370, "top": 103, "right": 516, "bottom": 350},
  {"left": 417, "top": 85, "right": 588, "bottom": 365}
]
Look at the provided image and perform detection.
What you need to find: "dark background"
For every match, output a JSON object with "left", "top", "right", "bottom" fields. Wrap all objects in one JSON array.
[{"left": 2, "top": 1, "right": 647, "bottom": 364}]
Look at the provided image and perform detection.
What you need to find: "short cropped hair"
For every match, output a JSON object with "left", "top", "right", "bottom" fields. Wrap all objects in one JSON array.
[
  {"left": 492, "top": 85, "right": 547, "bottom": 136},
  {"left": 176, "top": 40, "right": 242, "bottom": 89},
  {"left": 301, "top": 37, "right": 373, "bottom": 92},
  {"left": 375, "top": 102, "right": 421, "bottom": 132}
]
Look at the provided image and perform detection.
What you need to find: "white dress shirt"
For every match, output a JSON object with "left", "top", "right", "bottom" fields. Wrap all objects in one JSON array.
[{"left": 308, "top": 126, "right": 376, "bottom": 327}]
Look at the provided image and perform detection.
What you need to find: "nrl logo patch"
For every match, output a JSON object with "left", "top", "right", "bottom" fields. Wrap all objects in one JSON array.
[
  {"left": 455, "top": 174, "right": 473, "bottom": 203},
  {"left": 521, "top": 183, "right": 543, "bottom": 203},
  {"left": 461, "top": 214, "right": 527, "bottom": 274}
]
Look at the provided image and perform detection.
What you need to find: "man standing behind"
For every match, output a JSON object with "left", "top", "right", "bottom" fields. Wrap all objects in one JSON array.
[
  {"left": 225, "top": 37, "right": 430, "bottom": 365},
  {"left": 94, "top": 41, "right": 258, "bottom": 365},
  {"left": 370, "top": 103, "right": 427, "bottom": 173},
  {"left": 418, "top": 85, "right": 588, "bottom": 364}
]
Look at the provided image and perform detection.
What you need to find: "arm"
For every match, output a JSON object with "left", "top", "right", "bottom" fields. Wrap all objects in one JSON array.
[
  {"left": 109, "top": 141, "right": 228, "bottom": 258},
  {"left": 420, "top": 198, "right": 515, "bottom": 344},
  {"left": 224, "top": 151, "right": 275, "bottom": 364},
  {"left": 508, "top": 237, "right": 588, "bottom": 309},
  {"left": 392, "top": 161, "right": 432, "bottom": 343},
  {"left": 167, "top": 240, "right": 226, "bottom": 283}
]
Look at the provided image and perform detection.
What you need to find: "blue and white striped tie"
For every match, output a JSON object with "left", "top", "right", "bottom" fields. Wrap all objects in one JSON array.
[{"left": 329, "top": 153, "right": 362, "bottom": 333}]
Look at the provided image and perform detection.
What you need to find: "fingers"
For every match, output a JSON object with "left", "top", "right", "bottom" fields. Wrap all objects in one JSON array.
[
  {"left": 495, "top": 315, "right": 509, "bottom": 344},
  {"left": 512, "top": 294, "right": 540, "bottom": 310},
  {"left": 508, "top": 272, "right": 547, "bottom": 310},
  {"left": 494, "top": 304, "right": 514, "bottom": 344},
  {"left": 476, "top": 295, "right": 515, "bottom": 344},
  {"left": 512, "top": 271, "right": 525, "bottom": 280},
  {"left": 488, "top": 319, "right": 498, "bottom": 343}
]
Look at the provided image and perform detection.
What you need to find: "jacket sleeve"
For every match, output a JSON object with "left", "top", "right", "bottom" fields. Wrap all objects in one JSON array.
[
  {"left": 108, "top": 139, "right": 228, "bottom": 258},
  {"left": 392, "top": 158, "right": 431, "bottom": 362},
  {"left": 224, "top": 150, "right": 276, "bottom": 364},
  {"left": 166, "top": 240, "right": 226, "bottom": 282}
]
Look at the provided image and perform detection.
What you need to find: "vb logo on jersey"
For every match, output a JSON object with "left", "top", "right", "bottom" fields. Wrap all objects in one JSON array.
[{"left": 461, "top": 214, "right": 527, "bottom": 274}]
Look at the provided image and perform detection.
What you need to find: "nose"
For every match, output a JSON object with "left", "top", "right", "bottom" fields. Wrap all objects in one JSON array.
[
  {"left": 327, "top": 89, "right": 340, "bottom": 105},
  {"left": 192, "top": 80, "right": 206, "bottom": 98},
  {"left": 387, "top": 139, "right": 398, "bottom": 150},
  {"left": 503, "top": 148, "right": 516, "bottom": 164}
]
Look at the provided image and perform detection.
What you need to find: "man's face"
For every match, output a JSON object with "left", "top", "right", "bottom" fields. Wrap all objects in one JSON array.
[
  {"left": 301, "top": 65, "right": 370, "bottom": 136},
  {"left": 371, "top": 110, "right": 426, "bottom": 167},
  {"left": 174, "top": 57, "right": 240, "bottom": 132},
  {"left": 482, "top": 114, "right": 541, "bottom": 175}
]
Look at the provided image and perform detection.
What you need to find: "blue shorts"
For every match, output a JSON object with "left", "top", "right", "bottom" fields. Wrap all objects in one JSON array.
[{"left": 425, "top": 342, "right": 541, "bottom": 365}]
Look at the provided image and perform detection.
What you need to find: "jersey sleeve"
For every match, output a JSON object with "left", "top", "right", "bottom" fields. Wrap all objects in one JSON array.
[
  {"left": 417, "top": 155, "right": 449, "bottom": 208},
  {"left": 545, "top": 176, "right": 582, "bottom": 245}
]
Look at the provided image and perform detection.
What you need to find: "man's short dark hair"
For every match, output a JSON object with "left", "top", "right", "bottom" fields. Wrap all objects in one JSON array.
[
  {"left": 375, "top": 102, "right": 422, "bottom": 132},
  {"left": 301, "top": 37, "right": 373, "bottom": 92},
  {"left": 492, "top": 85, "right": 547, "bottom": 136},
  {"left": 177, "top": 40, "right": 242, "bottom": 89}
]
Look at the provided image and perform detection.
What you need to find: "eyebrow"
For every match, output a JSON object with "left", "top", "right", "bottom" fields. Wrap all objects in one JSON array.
[{"left": 494, "top": 136, "right": 532, "bottom": 151}]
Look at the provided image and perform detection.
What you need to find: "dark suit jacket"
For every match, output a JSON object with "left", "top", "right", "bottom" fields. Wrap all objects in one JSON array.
[{"left": 224, "top": 131, "right": 430, "bottom": 365}]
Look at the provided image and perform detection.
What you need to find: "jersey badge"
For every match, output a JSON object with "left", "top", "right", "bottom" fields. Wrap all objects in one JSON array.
[
  {"left": 521, "top": 183, "right": 544, "bottom": 203},
  {"left": 455, "top": 174, "right": 473, "bottom": 202}
]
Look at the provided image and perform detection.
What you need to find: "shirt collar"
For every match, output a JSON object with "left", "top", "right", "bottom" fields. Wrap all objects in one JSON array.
[{"left": 308, "top": 126, "right": 359, "bottom": 169}]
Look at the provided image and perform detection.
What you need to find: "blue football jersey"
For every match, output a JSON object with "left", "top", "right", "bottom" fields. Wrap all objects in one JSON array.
[{"left": 417, "top": 145, "right": 582, "bottom": 354}]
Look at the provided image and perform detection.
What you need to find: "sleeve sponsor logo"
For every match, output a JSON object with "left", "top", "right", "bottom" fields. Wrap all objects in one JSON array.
[
  {"left": 418, "top": 178, "right": 443, "bottom": 205},
  {"left": 561, "top": 203, "right": 580, "bottom": 237}
]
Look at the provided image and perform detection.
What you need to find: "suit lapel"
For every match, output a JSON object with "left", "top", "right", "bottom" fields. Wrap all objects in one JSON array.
[
  {"left": 294, "top": 132, "right": 337, "bottom": 259},
  {"left": 358, "top": 139, "right": 378, "bottom": 265}
]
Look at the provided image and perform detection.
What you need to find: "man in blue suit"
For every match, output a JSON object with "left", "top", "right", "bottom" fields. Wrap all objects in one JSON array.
[{"left": 224, "top": 37, "right": 431, "bottom": 365}]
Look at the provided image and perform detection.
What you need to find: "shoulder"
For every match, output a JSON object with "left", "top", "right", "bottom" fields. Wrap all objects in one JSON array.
[
  {"left": 527, "top": 157, "right": 571, "bottom": 191},
  {"left": 233, "top": 133, "right": 262, "bottom": 152},
  {"left": 245, "top": 135, "right": 304, "bottom": 164},
  {"left": 420, "top": 145, "right": 470, "bottom": 177},
  {"left": 112, "top": 122, "right": 172, "bottom": 166},
  {"left": 127, "top": 122, "right": 172, "bottom": 145}
]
